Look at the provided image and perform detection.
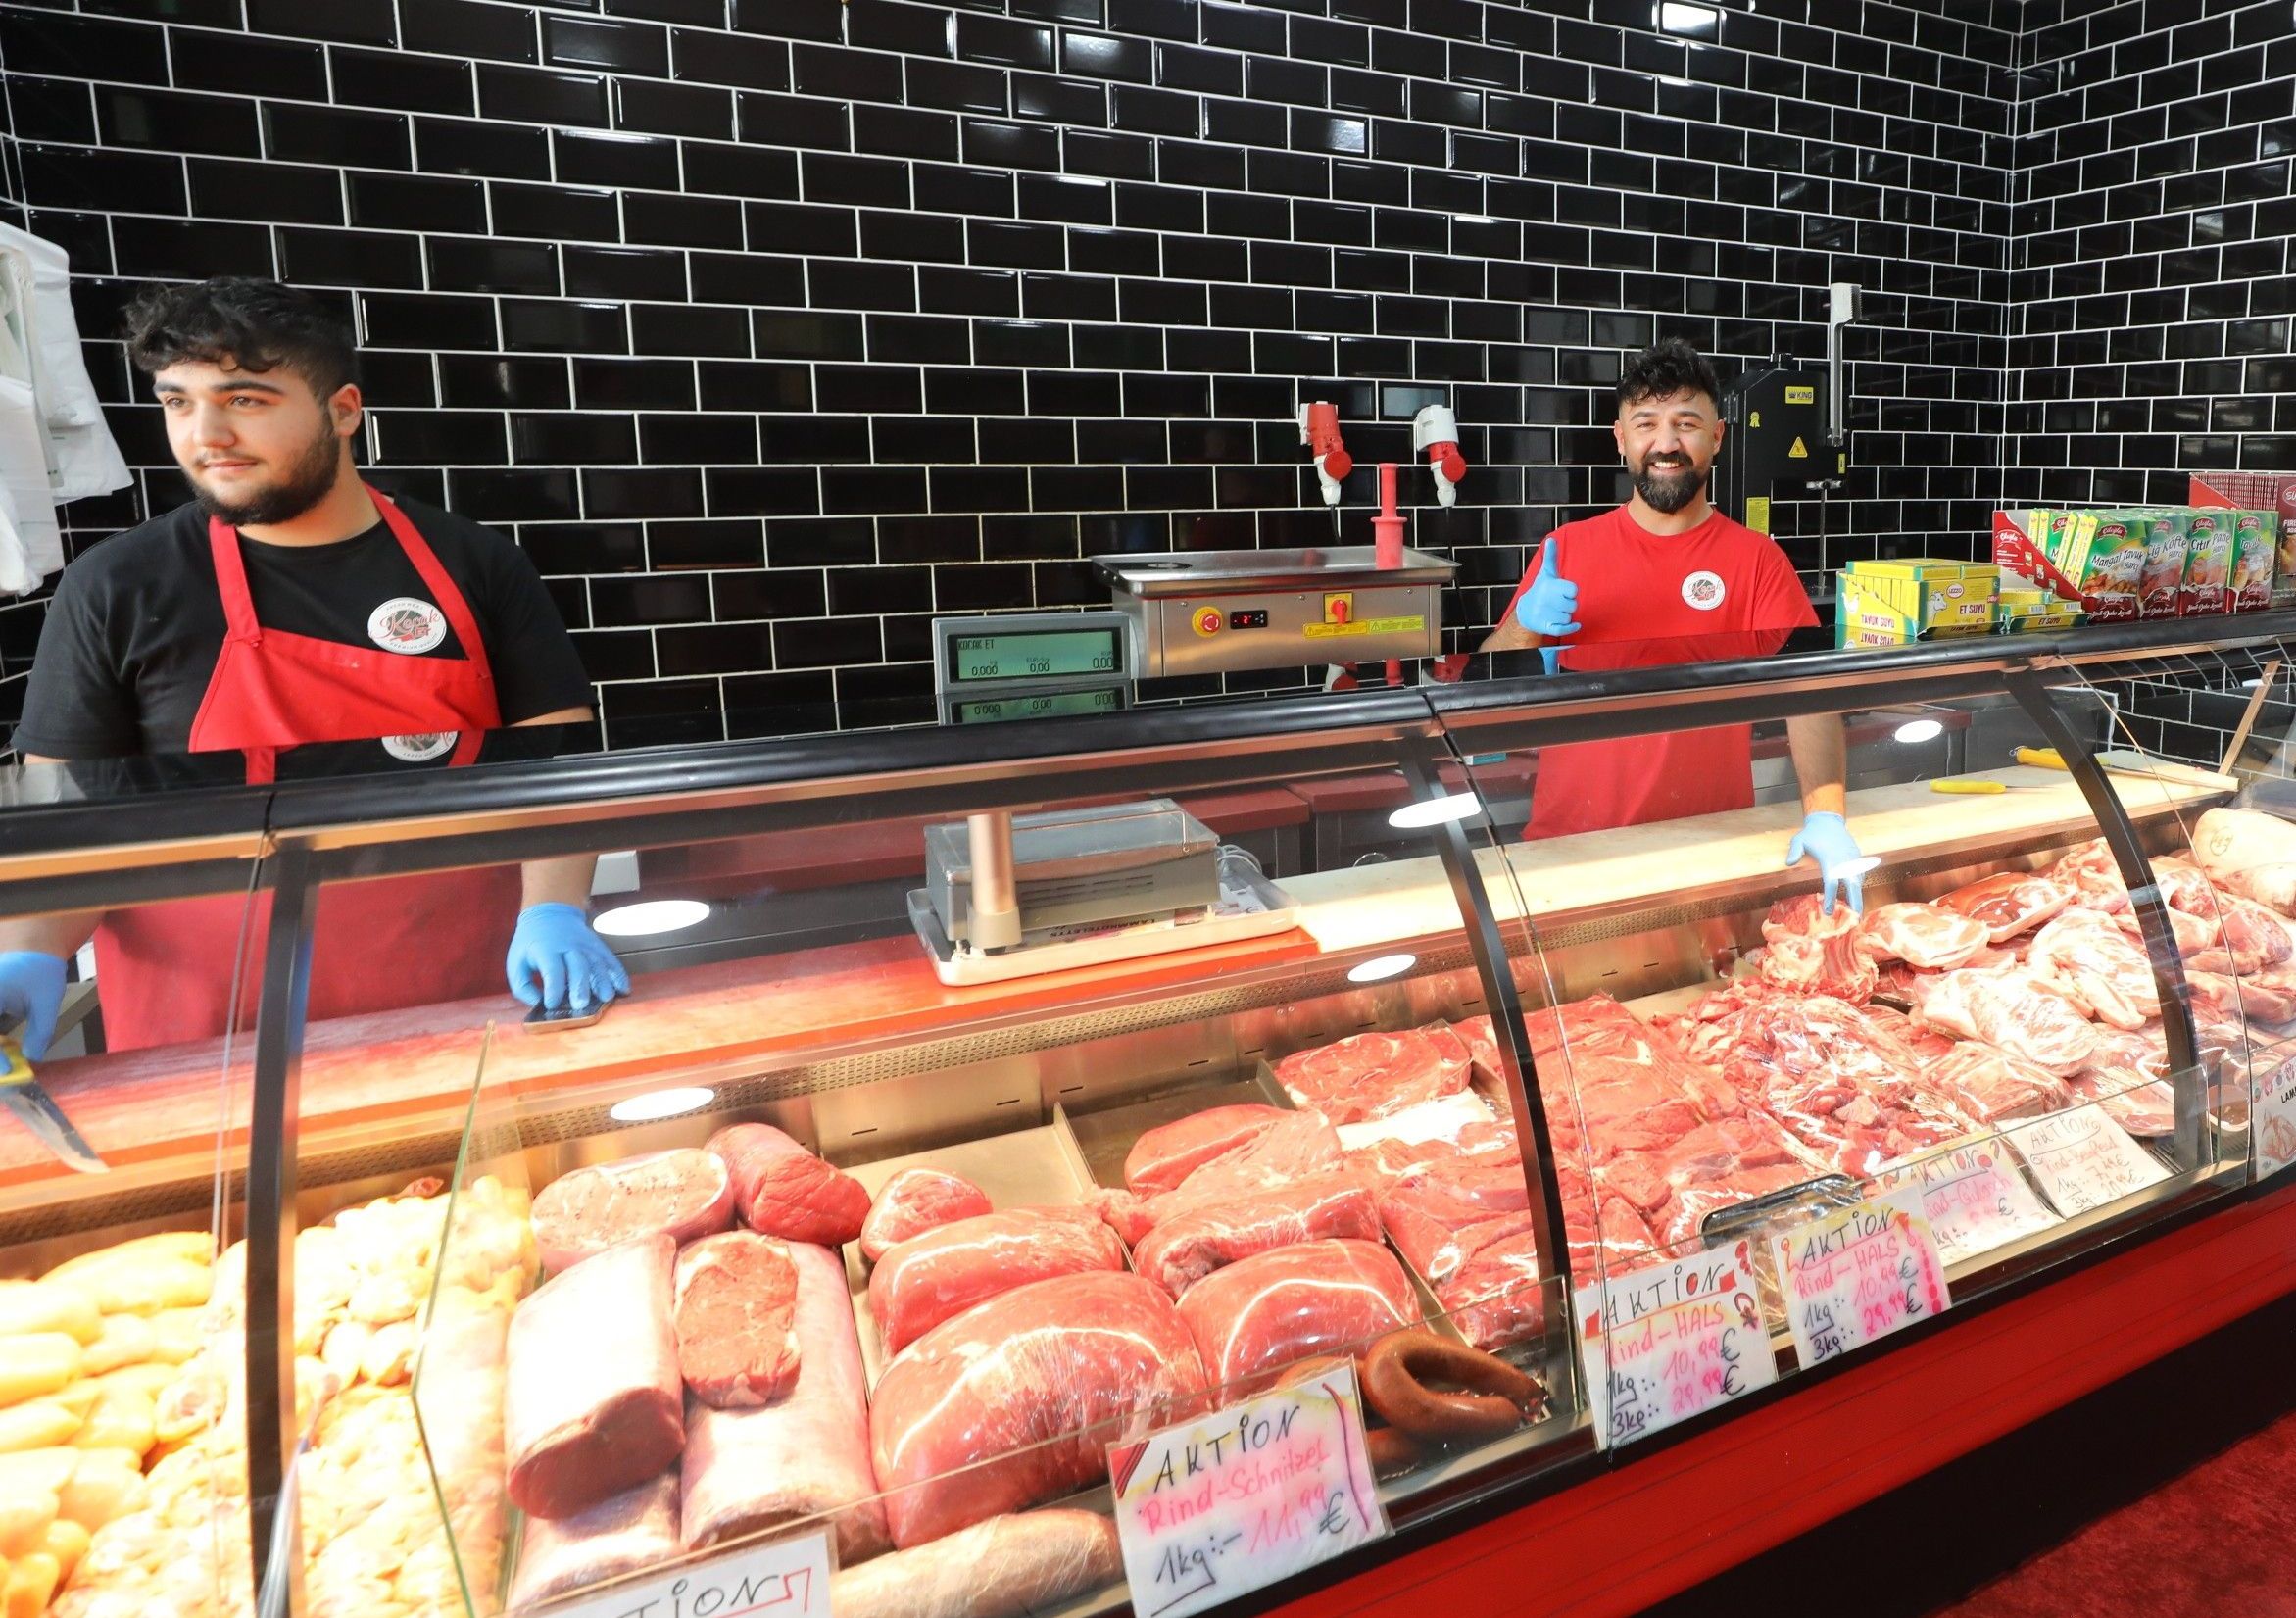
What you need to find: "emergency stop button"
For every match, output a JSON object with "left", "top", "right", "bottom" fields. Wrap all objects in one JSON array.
[
  {"left": 1192, "top": 605, "right": 1223, "bottom": 637},
  {"left": 1324, "top": 593, "right": 1354, "bottom": 625}
]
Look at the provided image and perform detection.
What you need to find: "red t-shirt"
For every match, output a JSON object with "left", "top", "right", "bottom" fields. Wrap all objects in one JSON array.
[{"left": 1500, "top": 505, "right": 1818, "bottom": 840}]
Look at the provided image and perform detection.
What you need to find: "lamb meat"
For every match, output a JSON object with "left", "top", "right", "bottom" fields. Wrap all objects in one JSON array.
[
  {"left": 673, "top": 1232, "right": 800, "bottom": 1408},
  {"left": 2190, "top": 807, "right": 2296, "bottom": 915},
  {"left": 869, "top": 1272, "right": 1205, "bottom": 1548},
  {"left": 2117, "top": 905, "right": 2219, "bottom": 956},
  {"left": 1274, "top": 1024, "right": 1473, "bottom": 1124},
  {"left": 2026, "top": 908, "right": 2162, "bottom": 1030},
  {"left": 1909, "top": 968, "right": 2098, "bottom": 1076},
  {"left": 2074, "top": 1026, "right": 2177, "bottom": 1138},
  {"left": 508, "top": 1473, "right": 680, "bottom": 1611},
  {"left": 1759, "top": 894, "right": 1879, "bottom": 1003},
  {"left": 1093, "top": 1109, "right": 1343, "bottom": 1246},
  {"left": 1918, "top": 1040, "right": 2074, "bottom": 1124},
  {"left": 529, "top": 1148, "right": 734, "bottom": 1275},
  {"left": 2048, "top": 839, "right": 2131, "bottom": 913},
  {"left": 1175, "top": 1239, "right": 1418, "bottom": 1395},
  {"left": 860, "top": 1169, "right": 992, "bottom": 1263},
  {"left": 1859, "top": 903, "right": 1993, "bottom": 970},
  {"left": 1936, "top": 871, "right": 2077, "bottom": 943},
  {"left": 869, "top": 1206, "right": 1124, "bottom": 1356},
  {"left": 707, "top": 1123, "right": 871, "bottom": 1247},
  {"left": 1130, "top": 1173, "right": 1382, "bottom": 1299},
  {"left": 1121, "top": 1104, "right": 1289, "bottom": 1197},
  {"left": 2151, "top": 857, "right": 2223, "bottom": 916},
  {"left": 2189, "top": 894, "right": 2296, "bottom": 976},
  {"left": 2191, "top": 966, "right": 2296, "bottom": 1026}
]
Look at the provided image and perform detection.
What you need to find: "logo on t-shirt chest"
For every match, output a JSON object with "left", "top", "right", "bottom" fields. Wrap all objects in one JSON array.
[
  {"left": 1681, "top": 570, "right": 1728, "bottom": 611},
  {"left": 367, "top": 597, "right": 448, "bottom": 654}
]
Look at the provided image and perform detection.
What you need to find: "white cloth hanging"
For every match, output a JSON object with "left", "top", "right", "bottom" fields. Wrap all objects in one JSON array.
[{"left": 0, "top": 223, "right": 129, "bottom": 504}]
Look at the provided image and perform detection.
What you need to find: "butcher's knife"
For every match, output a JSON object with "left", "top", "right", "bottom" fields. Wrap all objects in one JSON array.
[{"left": 0, "top": 1041, "right": 107, "bottom": 1173}]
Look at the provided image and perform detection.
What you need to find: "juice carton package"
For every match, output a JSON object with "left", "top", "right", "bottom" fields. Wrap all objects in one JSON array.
[
  {"left": 2187, "top": 474, "right": 2296, "bottom": 607},
  {"left": 2230, "top": 509, "right": 2276, "bottom": 611},
  {"left": 2182, "top": 508, "right": 2234, "bottom": 615},
  {"left": 2134, "top": 509, "right": 2187, "bottom": 618},
  {"left": 2047, "top": 509, "right": 2140, "bottom": 621}
]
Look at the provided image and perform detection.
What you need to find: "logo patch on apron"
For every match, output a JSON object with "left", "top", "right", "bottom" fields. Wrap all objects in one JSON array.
[
  {"left": 1682, "top": 570, "right": 1727, "bottom": 611},
  {"left": 368, "top": 597, "right": 448, "bottom": 654},
  {"left": 381, "top": 732, "right": 459, "bottom": 762}
]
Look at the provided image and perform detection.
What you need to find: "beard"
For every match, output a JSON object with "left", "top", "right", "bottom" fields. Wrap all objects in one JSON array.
[
  {"left": 189, "top": 420, "right": 343, "bottom": 527},
  {"left": 1631, "top": 453, "right": 1706, "bottom": 515}
]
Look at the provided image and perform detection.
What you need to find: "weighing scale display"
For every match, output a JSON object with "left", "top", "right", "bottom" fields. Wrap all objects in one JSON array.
[
  {"left": 948, "top": 626, "right": 1122, "bottom": 684},
  {"left": 950, "top": 687, "right": 1123, "bottom": 725}
]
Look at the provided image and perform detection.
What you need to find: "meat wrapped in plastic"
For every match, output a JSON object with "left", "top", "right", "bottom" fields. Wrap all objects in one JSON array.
[
  {"left": 1274, "top": 1024, "right": 1472, "bottom": 1124},
  {"left": 2072, "top": 1025, "right": 2176, "bottom": 1137},
  {"left": 508, "top": 1473, "right": 680, "bottom": 1611},
  {"left": 1909, "top": 968, "right": 2098, "bottom": 1075},
  {"left": 1122, "top": 1104, "right": 1289, "bottom": 1197},
  {"left": 529, "top": 1148, "right": 734, "bottom": 1274},
  {"left": 1176, "top": 1239, "right": 1418, "bottom": 1395},
  {"left": 869, "top": 1272, "right": 1205, "bottom": 1548},
  {"left": 1130, "top": 1173, "right": 1382, "bottom": 1299},
  {"left": 707, "top": 1123, "right": 871, "bottom": 1247},
  {"left": 1936, "top": 871, "right": 2076, "bottom": 943},
  {"left": 680, "top": 1242, "right": 888, "bottom": 1562},
  {"left": 1918, "top": 1040, "right": 2074, "bottom": 1124},
  {"left": 1434, "top": 1232, "right": 1546, "bottom": 1351},
  {"left": 861, "top": 1169, "right": 992, "bottom": 1264},
  {"left": 2189, "top": 807, "right": 2296, "bottom": 915},
  {"left": 829, "top": 1509, "right": 1121, "bottom": 1618},
  {"left": 1093, "top": 1110, "right": 1343, "bottom": 1247},
  {"left": 869, "top": 1206, "right": 1124, "bottom": 1356}
]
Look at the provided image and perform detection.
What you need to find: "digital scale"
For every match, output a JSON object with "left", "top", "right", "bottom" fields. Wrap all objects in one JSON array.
[{"left": 932, "top": 612, "right": 1132, "bottom": 725}]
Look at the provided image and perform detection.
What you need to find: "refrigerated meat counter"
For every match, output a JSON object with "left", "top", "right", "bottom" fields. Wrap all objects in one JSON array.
[{"left": 5, "top": 616, "right": 2296, "bottom": 1618}]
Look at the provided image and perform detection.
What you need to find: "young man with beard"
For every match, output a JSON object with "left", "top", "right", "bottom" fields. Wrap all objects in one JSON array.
[
  {"left": 0, "top": 277, "right": 627, "bottom": 1055},
  {"left": 1478, "top": 338, "right": 1865, "bottom": 911}
]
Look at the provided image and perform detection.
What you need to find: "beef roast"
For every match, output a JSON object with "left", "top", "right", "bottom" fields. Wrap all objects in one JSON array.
[
  {"left": 1121, "top": 1104, "right": 1290, "bottom": 1197},
  {"left": 869, "top": 1205, "right": 1124, "bottom": 1356},
  {"left": 1273, "top": 1025, "right": 1472, "bottom": 1125},
  {"left": 707, "top": 1122, "right": 872, "bottom": 1246},
  {"left": 1175, "top": 1239, "right": 1418, "bottom": 1395},
  {"left": 529, "top": 1148, "right": 735, "bottom": 1274},
  {"left": 673, "top": 1232, "right": 801, "bottom": 1408},
  {"left": 1129, "top": 1173, "right": 1381, "bottom": 1299},
  {"left": 507, "top": 1472, "right": 680, "bottom": 1610},
  {"left": 860, "top": 1169, "right": 992, "bottom": 1263}
]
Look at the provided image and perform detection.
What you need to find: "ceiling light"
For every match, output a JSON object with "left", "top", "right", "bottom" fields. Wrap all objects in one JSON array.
[
  {"left": 1893, "top": 718, "right": 1944, "bottom": 745},
  {"left": 1389, "top": 792, "right": 1484, "bottom": 828},
  {"left": 1660, "top": 2, "right": 1719, "bottom": 41},
  {"left": 1347, "top": 954, "right": 1417, "bottom": 983},
  {"left": 593, "top": 899, "right": 711, "bottom": 937},
  {"left": 609, "top": 1086, "right": 715, "bottom": 1123}
]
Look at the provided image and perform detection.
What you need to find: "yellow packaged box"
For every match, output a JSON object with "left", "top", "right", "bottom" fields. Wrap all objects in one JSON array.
[
  {"left": 1997, "top": 584, "right": 2082, "bottom": 634},
  {"left": 1836, "top": 559, "right": 2000, "bottom": 647}
]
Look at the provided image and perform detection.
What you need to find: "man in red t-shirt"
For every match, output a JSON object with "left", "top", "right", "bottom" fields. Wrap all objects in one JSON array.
[{"left": 1478, "top": 339, "right": 1865, "bottom": 911}]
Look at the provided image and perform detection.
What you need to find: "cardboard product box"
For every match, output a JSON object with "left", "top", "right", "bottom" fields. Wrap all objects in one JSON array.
[
  {"left": 2189, "top": 473, "right": 2296, "bottom": 608},
  {"left": 2182, "top": 507, "right": 2234, "bottom": 614},
  {"left": 2044, "top": 509, "right": 2141, "bottom": 621},
  {"left": 2230, "top": 508, "right": 2276, "bottom": 611},
  {"left": 2133, "top": 509, "right": 2188, "bottom": 618},
  {"left": 1997, "top": 584, "right": 2083, "bottom": 634},
  {"left": 1835, "top": 558, "right": 1999, "bottom": 647}
]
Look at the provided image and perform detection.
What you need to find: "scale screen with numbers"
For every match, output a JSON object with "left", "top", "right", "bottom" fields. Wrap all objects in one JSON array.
[{"left": 932, "top": 612, "right": 1133, "bottom": 725}]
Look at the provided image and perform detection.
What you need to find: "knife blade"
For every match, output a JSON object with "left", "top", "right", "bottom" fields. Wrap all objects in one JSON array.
[{"left": 0, "top": 1041, "right": 107, "bottom": 1173}]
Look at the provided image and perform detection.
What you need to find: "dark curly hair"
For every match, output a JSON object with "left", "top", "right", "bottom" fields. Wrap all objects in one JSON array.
[
  {"left": 1616, "top": 337, "right": 1722, "bottom": 415},
  {"left": 122, "top": 277, "right": 359, "bottom": 399}
]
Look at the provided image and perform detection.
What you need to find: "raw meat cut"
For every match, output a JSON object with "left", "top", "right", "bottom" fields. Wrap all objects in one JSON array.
[
  {"left": 529, "top": 1149, "right": 734, "bottom": 1274},
  {"left": 861, "top": 1170, "right": 992, "bottom": 1263},
  {"left": 707, "top": 1123, "right": 872, "bottom": 1247},
  {"left": 1759, "top": 895, "right": 1879, "bottom": 1003},
  {"left": 1610, "top": 1116, "right": 1816, "bottom": 1250},
  {"left": 2026, "top": 908, "right": 2162, "bottom": 1029},
  {"left": 1434, "top": 1231, "right": 1545, "bottom": 1350},
  {"left": 869, "top": 1271, "right": 1205, "bottom": 1548},
  {"left": 1346, "top": 1114, "right": 1519, "bottom": 1189},
  {"left": 1451, "top": 1013, "right": 1508, "bottom": 1082},
  {"left": 2192, "top": 966, "right": 2296, "bottom": 1025},
  {"left": 2074, "top": 1026, "right": 2176, "bottom": 1138},
  {"left": 1130, "top": 1173, "right": 1382, "bottom": 1299},
  {"left": 1917, "top": 1041, "right": 2074, "bottom": 1124},
  {"left": 1175, "top": 1239, "right": 1418, "bottom": 1394},
  {"left": 2150, "top": 857, "right": 2223, "bottom": 916},
  {"left": 507, "top": 1473, "right": 680, "bottom": 1610},
  {"left": 1863, "top": 1004, "right": 1958, "bottom": 1060},
  {"left": 829, "top": 1509, "right": 1121, "bottom": 1618},
  {"left": 1094, "top": 1109, "right": 1343, "bottom": 1246},
  {"left": 673, "top": 1232, "right": 800, "bottom": 1408},
  {"left": 1274, "top": 1025, "right": 1472, "bottom": 1125},
  {"left": 2118, "top": 904, "right": 2219, "bottom": 956},
  {"left": 869, "top": 1205, "right": 1125, "bottom": 1355},
  {"left": 1909, "top": 968, "right": 2099, "bottom": 1076},
  {"left": 2048, "top": 839, "right": 2130, "bottom": 913},
  {"left": 1936, "top": 871, "right": 2076, "bottom": 943},
  {"left": 1121, "top": 1104, "right": 1288, "bottom": 1197},
  {"left": 505, "top": 1233, "right": 684, "bottom": 1521},
  {"left": 2189, "top": 894, "right": 2296, "bottom": 976},
  {"left": 2190, "top": 807, "right": 2296, "bottom": 915},
  {"left": 1859, "top": 903, "right": 1992, "bottom": 969},
  {"left": 680, "top": 1242, "right": 889, "bottom": 1562},
  {"left": 1379, "top": 1170, "right": 1531, "bottom": 1282}
]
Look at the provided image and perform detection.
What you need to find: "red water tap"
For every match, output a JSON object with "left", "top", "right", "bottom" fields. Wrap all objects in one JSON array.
[
  {"left": 1412, "top": 404, "right": 1468, "bottom": 507},
  {"left": 1300, "top": 401, "right": 1352, "bottom": 507}
]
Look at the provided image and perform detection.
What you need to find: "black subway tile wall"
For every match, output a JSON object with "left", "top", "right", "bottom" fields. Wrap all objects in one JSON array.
[{"left": 2, "top": 0, "right": 2251, "bottom": 749}]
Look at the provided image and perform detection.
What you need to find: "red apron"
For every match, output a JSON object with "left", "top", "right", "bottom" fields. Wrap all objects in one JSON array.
[{"left": 94, "top": 487, "right": 523, "bottom": 1052}]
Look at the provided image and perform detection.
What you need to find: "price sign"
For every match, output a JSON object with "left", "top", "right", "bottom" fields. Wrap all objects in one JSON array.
[
  {"left": 2253, "top": 1050, "right": 2296, "bottom": 1180},
  {"left": 1776, "top": 1189, "right": 1951, "bottom": 1368},
  {"left": 1872, "top": 1135, "right": 2060, "bottom": 1266},
  {"left": 1107, "top": 1364, "right": 1388, "bottom": 1618},
  {"left": 1572, "top": 1239, "right": 1778, "bottom": 1448},
  {"left": 2008, "top": 1104, "right": 2171, "bottom": 1216},
  {"left": 534, "top": 1530, "right": 828, "bottom": 1618}
]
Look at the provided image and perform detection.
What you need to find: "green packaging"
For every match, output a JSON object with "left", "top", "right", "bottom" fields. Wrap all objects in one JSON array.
[
  {"left": 2134, "top": 508, "right": 2187, "bottom": 618},
  {"left": 2183, "top": 508, "right": 2234, "bottom": 614},
  {"left": 2230, "top": 509, "right": 2276, "bottom": 611}
]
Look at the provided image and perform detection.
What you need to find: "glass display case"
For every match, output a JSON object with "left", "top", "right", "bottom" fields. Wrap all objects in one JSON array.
[{"left": 7, "top": 614, "right": 2296, "bottom": 1618}]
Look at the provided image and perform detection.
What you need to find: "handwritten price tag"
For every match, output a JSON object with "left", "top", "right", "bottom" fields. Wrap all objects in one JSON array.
[
  {"left": 1873, "top": 1135, "right": 2060, "bottom": 1266},
  {"left": 1776, "top": 1190, "right": 1951, "bottom": 1368},
  {"left": 1572, "top": 1239, "right": 1778, "bottom": 1449},
  {"left": 2009, "top": 1103, "right": 2171, "bottom": 1216},
  {"left": 532, "top": 1529, "right": 828, "bottom": 1618},
  {"left": 1107, "top": 1364, "right": 1388, "bottom": 1618},
  {"left": 2252, "top": 1051, "right": 2296, "bottom": 1181}
]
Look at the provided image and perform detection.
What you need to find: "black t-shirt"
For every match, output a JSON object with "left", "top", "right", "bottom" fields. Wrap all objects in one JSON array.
[{"left": 15, "top": 496, "right": 594, "bottom": 759}]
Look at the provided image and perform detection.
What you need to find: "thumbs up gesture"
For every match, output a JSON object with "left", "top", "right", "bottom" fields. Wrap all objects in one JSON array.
[{"left": 1513, "top": 543, "right": 1580, "bottom": 672}]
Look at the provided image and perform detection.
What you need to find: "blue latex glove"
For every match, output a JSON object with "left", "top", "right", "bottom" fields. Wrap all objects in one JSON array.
[
  {"left": 506, "top": 904, "right": 631, "bottom": 1012},
  {"left": 1513, "top": 542, "right": 1580, "bottom": 674},
  {"left": 1786, "top": 811, "right": 1867, "bottom": 916},
  {"left": 0, "top": 952, "right": 65, "bottom": 1062}
]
